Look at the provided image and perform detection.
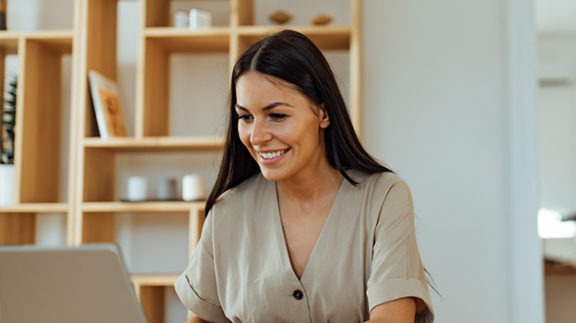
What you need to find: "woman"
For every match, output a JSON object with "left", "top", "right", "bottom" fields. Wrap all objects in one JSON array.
[{"left": 175, "top": 29, "right": 434, "bottom": 323}]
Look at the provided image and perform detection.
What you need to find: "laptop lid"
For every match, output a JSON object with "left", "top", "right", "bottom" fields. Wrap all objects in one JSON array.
[{"left": 0, "top": 244, "right": 147, "bottom": 323}]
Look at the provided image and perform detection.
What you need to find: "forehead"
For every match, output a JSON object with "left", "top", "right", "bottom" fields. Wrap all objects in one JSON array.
[{"left": 235, "top": 71, "right": 303, "bottom": 102}]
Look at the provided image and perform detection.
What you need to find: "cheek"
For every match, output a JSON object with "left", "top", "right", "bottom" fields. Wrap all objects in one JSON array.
[{"left": 237, "top": 123, "right": 251, "bottom": 147}]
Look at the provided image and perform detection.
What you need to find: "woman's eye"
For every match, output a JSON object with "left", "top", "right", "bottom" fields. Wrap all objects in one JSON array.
[
  {"left": 269, "top": 113, "right": 287, "bottom": 121},
  {"left": 237, "top": 114, "right": 253, "bottom": 122}
]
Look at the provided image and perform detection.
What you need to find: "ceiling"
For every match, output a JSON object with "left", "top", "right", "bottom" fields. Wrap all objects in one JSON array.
[{"left": 536, "top": 0, "right": 576, "bottom": 32}]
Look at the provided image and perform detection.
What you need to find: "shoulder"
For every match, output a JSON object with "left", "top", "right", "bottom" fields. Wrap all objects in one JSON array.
[
  {"left": 209, "top": 173, "right": 272, "bottom": 218},
  {"left": 353, "top": 171, "right": 410, "bottom": 195},
  {"left": 217, "top": 173, "right": 268, "bottom": 202},
  {"left": 348, "top": 171, "right": 413, "bottom": 212}
]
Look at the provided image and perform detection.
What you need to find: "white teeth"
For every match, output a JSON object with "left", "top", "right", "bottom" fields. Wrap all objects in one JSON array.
[{"left": 260, "top": 150, "right": 286, "bottom": 160}]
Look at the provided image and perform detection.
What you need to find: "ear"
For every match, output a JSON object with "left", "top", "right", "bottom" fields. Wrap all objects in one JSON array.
[{"left": 318, "top": 104, "right": 330, "bottom": 129}]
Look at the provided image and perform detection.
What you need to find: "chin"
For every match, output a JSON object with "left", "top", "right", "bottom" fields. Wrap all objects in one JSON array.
[{"left": 259, "top": 168, "right": 287, "bottom": 182}]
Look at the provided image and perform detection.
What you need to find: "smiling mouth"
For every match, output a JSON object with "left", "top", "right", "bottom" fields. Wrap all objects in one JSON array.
[{"left": 258, "top": 149, "right": 289, "bottom": 160}]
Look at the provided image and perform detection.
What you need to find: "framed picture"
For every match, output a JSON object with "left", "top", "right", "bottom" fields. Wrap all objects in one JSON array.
[{"left": 88, "top": 70, "right": 127, "bottom": 139}]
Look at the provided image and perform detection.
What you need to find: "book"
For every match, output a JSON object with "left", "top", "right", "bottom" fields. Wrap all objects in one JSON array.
[{"left": 88, "top": 70, "right": 127, "bottom": 139}]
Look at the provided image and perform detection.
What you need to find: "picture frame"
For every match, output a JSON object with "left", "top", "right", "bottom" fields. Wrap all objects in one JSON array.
[{"left": 88, "top": 70, "right": 127, "bottom": 139}]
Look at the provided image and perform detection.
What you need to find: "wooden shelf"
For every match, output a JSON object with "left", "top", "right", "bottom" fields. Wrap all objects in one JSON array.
[
  {"left": 83, "top": 136, "right": 224, "bottom": 152},
  {"left": 131, "top": 274, "right": 178, "bottom": 287},
  {"left": 82, "top": 201, "right": 205, "bottom": 213},
  {"left": 237, "top": 26, "right": 352, "bottom": 50},
  {"left": 144, "top": 27, "right": 230, "bottom": 52},
  {"left": 0, "top": 203, "right": 69, "bottom": 214},
  {"left": 545, "top": 261, "right": 576, "bottom": 275},
  {"left": 0, "top": 30, "right": 73, "bottom": 54},
  {"left": 25, "top": 31, "right": 74, "bottom": 54},
  {"left": 0, "top": 32, "right": 20, "bottom": 53}
]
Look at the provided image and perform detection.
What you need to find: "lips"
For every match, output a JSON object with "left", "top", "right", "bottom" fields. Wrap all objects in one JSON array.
[{"left": 258, "top": 149, "right": 289, "bottom": 160}]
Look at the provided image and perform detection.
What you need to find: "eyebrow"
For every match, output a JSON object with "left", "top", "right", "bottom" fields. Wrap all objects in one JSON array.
[{"left": 234, "top": 102, "right": 293, "bottom": 112}]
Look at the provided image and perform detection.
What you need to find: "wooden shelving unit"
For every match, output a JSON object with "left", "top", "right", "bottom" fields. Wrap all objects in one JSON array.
[
  {"left": 1, "top": 0, "right": 362, "bottom": 322},
  {"left": 0, "top": 2, "right": 77, "bottom": 246}
]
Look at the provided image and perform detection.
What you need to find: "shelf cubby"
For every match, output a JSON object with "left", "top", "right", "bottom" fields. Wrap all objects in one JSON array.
[
  {"left": 0, "top": 209, "right": 69, "bottom": 245},
  {"left": 0, "top": 8, "right": 76, "bottom": 246},
  {"left": 19, "top": 35, "right": 73, "bottom": 203}
]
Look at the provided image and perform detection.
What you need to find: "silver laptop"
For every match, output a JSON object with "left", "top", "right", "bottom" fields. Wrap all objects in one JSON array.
[{"left": 0, "top": 244, "right": 147, "bottom": 323}]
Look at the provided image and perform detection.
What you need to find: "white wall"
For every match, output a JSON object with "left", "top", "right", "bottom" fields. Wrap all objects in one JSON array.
[
  {"left": 364, "top": 1, "right": 543, "bottom": 322},
  {"left": 538, "top": 34, "right": 576, "bottom": 210}
]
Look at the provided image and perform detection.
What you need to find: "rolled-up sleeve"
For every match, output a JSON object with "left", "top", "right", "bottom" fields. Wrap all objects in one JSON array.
[
  {"left": 174, "top": 211, "right": 230, "bottom": 323},
  {"left": 366, "top": 180, "right": 434, "bottom": 323}
]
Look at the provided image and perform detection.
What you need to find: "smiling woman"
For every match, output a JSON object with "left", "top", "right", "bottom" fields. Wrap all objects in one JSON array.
[
  {"left": 234, "top": 71, "right": 331, "bottom": 184},
  {"left": 175, "top": 29, "right": 434, "bottom": 323}
]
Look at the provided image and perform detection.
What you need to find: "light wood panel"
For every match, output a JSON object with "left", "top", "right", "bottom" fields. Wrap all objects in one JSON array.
[
  {"left": 0, "top": 32, "right": 19, "bottom": 54},
  {"left": 189, "top": 205, "right": 205, "bottom": 255},
  {"left": 144, "top": 28, "right": 230, "bottom": 53},
  {"left": 138, "top": 285, "right": 165, "bottom": 323},
  {"left": 132, "top": 275, "right": 178, "bottom": 323},
  {"left": 140, "top": 37, "right": 169, "bottom": 137},
  {"left": 233, "top": 0, "right": 254, "bottom": 26},
  {"left": 545, "top": 261, "right": 576, "bottom": 275},
  {"left": 0, "top": 203, "right": 68, "bottom": 213},
  {"left": 25, "top": 31, "right": 73, "bottom": 54},
  {"left": 143, "top": 0, "right": 170, "bottom": 28},
  {"left": 350, "top": 0, "right": 363, "bottom": 134},
  {"left": 82, "top": 201, "right": 204, "bottom": 213},
  {"left": 237, "top": 26, "right": 351, "bottom": 51},
  {"left": 81, "top": 212, "right": 115, "bottom": 243},
  {"left": 0, "top": 213, "right": 35, "bottom": 245},
  {"left": 85, "top": 0, "right": 117, "bottom": 79},
  {"left": 83, "top": 148, "right": 115, "bottom": 202},
  {"left": 19, "top": 39, "right": 64, "bottom": 203},
  {"left": 83, "top": 136, "right": 224, "bottom": 152}
]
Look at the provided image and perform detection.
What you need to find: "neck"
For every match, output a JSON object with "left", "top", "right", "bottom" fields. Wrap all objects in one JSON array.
[{"left": 276, "top": 165, "right": 343, "bottom": 206}]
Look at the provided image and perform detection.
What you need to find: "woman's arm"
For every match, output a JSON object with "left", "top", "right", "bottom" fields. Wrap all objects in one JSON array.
[
  {"left": 186, "top": 312, "right": 209, "bottom": 323},
  {"left": 364, "top": 297, "right": 416, "bottom": 323}
]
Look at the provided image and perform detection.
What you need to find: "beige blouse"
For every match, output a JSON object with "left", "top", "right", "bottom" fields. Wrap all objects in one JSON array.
[{"left": 175, "top": 171, "right": 434, "bottom": 322}]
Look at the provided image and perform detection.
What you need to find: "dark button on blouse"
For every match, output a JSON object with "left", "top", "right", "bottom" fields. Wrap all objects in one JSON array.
[{"left": 292, "top": 289, "right": 304, "bottom": 300}]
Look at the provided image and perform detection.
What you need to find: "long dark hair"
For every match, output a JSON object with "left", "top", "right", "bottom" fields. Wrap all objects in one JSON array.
[{"left": 205, "top": 29, "right": 391, "bottom": 215}]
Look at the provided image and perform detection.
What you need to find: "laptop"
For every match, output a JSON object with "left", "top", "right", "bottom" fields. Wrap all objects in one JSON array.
[{"left": 0, "top": 244, "right": 147, "bottom": 323}]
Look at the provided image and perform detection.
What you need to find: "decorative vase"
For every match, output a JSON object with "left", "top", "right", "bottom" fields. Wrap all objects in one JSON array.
[{"left": 0, "top": 164, "right": 15, "bottom": 205}]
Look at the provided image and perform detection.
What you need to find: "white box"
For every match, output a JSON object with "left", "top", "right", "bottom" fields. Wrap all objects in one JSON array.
[
  {"left": 189, "top": 9, "right": 212, "bottom": 29},
  {"left": 173, "top": 10, "right": 189, "bottom": 28}
]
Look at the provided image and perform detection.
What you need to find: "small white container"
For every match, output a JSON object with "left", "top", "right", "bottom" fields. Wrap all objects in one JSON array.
[
  {"left": 182, "top": 174, "right": 205, "bottom": 201},
  {"left": 157, "top": 177, "right": 178, "bottom": 200},
  {"left": 173, "top": 10, "right": 189, "bottom": 28},
  {"left": 189, "top": 9, "right": 212, "bottom": 29},
  {"left": 126, "top": 176, "right": 148, "bottom": 201}
]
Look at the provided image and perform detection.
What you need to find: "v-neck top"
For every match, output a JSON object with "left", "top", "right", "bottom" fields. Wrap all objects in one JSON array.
[{"left": 175, "top": 171, "right": 434, "bottom": 323}]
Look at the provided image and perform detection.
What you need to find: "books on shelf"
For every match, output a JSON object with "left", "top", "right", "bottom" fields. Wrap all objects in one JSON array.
[{"left": 88, "top": 70, "right": 127, "bottom": 140}]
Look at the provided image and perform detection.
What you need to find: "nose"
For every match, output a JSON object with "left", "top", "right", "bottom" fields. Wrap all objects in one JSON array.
[{"left": 250, "top": 119, "right": 272, "bottom": 145}]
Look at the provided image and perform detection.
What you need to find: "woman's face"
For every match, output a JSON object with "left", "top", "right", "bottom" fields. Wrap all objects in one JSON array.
[{"left": 235, "top": 71, "right": 330, "bottom": 182}]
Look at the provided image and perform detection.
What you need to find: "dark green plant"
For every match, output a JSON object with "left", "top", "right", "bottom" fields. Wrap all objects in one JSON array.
[{"left": 0, "top": 75, "right": 17, "bottom": 165}]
